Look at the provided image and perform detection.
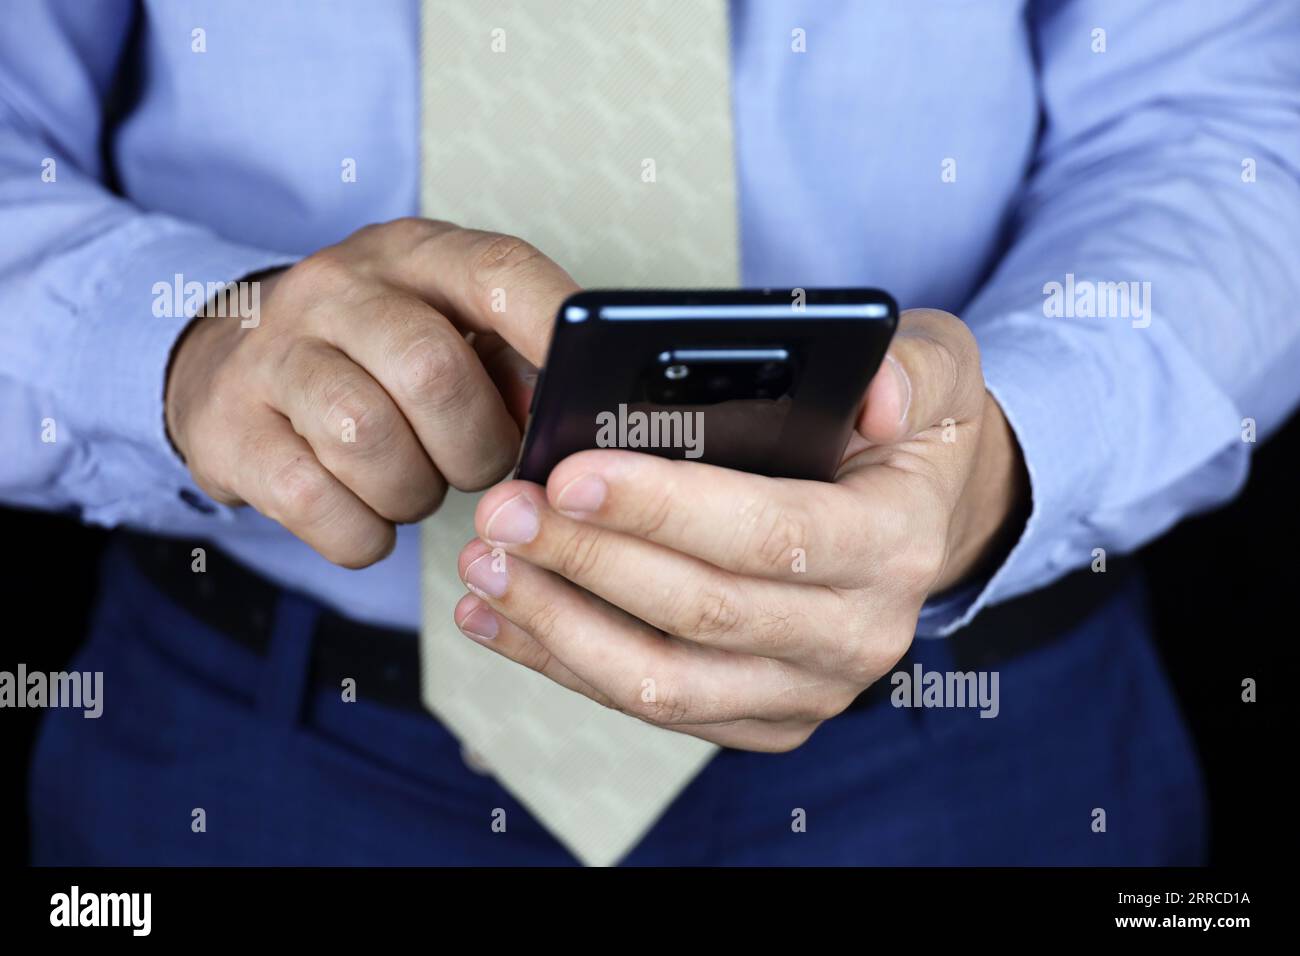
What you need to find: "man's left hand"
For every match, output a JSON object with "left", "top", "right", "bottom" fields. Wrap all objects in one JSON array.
[{"left": 454, "top": 308, "right": 1027, "bottom": 751}]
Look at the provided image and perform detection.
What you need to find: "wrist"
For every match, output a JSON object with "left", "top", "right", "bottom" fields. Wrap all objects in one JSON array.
[
  {"left": 164, "top": 268, "right": 284, "bottom": 460},
  {"left": 934, "top": 393, "right": 1029, "bottom": 593},
  {"left": 163, "top": 313, "right": 222, "bottom": 462}
]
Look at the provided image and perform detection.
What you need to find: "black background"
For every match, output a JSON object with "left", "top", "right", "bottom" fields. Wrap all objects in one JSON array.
[{"left": 0, "top": 414, "right": 1290, "bottom": 868}]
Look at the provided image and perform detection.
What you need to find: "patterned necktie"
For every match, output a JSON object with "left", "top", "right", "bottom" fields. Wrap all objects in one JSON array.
[{"left": 418, "top": 0, "right": 738, "bottom": 865}]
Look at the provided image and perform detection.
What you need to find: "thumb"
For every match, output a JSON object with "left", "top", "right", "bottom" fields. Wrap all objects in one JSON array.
[
  {"left": 857, "top": 308, "right": 983, "bottom": 444},
  {"left": 475, "top": 333, "right": 538, "bottom": 430}
]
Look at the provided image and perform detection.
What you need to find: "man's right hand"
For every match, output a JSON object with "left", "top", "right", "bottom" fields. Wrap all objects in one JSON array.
[{"left": 164, "top": 218, "right": 578, "bottom": 568}]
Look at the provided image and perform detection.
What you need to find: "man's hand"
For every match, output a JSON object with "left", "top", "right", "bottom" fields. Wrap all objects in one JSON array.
[
  {"left": 453, "top": 308, "right": 1028, "bottom": 751},
  {"left": 165, "top": 218, "right": 576, "bottom": 567}
]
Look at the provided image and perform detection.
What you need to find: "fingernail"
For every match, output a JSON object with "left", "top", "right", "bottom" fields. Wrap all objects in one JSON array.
[
  {"left": 483, "top": 493, "right": 539, "bottom": 545},
  {"left": 554, "top": 473, "right": 607, "bottom": 515},
  {"left": 463, "top": 552, "right": 508, "bottom": 599},
  {"left": 886, "top": 353, "right": 912, "bottom": 426},
  {"left": 457, "top": 604, "right": 499, "bottom": 640}
]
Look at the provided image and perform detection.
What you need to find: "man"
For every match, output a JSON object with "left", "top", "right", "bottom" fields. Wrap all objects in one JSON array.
[{"left": 3, "top": 0, "right": 1297, "bottom": 864}]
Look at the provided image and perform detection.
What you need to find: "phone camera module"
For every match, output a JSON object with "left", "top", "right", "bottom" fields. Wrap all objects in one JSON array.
[{"left": 642, "top": 349, "right": 796, "bottom": 406}]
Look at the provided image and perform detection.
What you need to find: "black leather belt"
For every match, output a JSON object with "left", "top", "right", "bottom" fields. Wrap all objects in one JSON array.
[
  {"left": 120, "top": 531, "right": 426, "bottom": 712},
  {"left": 117, "top": 530, "right": 1128, "bottom": 716}
]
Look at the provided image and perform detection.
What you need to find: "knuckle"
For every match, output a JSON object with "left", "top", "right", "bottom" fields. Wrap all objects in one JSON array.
[
  {"left": 890, "top": 520, "right": 949, "bottom": 592},
  {"left": 552, "top": 523, "right": 606, "bottom": 582},
  {"left": 468, "top": 233, "right": 543, "bottom": 290},
  {"left": 384, "top": 216, "right": 436, "bottom": 244},
  {"left": 520, "top": 599, "right": 564, "bottom": 646},
  {"left": 284, "top": 251, "right": 351, "bottom": 298},
  {"left": 682, "top": 583, "right": 744, "bottom": 640},
  {"left": 921, "top": 333, "right": 963, "bottom": 412},
  {"left": 844, "top": 643, "right": 891, "bottom": 688},
  {"left": 394, "top": 476, "right": 448, "bottom": 523},
  {"left": 750, "top": 603, "right": 798, "bottom": 648},
  {"left": 947, "top": 314, "right": 979, "bottom": 366},
  {"left": 847, "top": 625, "right": 913, "bottom": 685},
  {"left": 915, "top": 537, "right": 950, "bottom": 589},
  {"left": 349, "top": 218, "right": 436, "bottom": 260},
  {"left": 266, "top": 455, "right": 335, "bottom": 528},
  {"left": 762, "top": 723, "right": 820, "bottom": 754},
  {"left": 393, "top": 337, "right": 469, "bottom": 411},
  {"left": 818, "top": 692, "right": 855, "bottom": 722},
  {"left": 345, "top": 221, "right": 387, "bottom": 245},
  {"left": 909, "top": 307, "right": 965, "bottom": 344},
  {"left": 309, "top": 371, "right": 392, "bottom": 448},
  {"left": 330, "top": 525, "right": 396, "bottom": 570},
  {"left": 786, "top": 682, "right": 855, "bottom": 725},
  {"left": 923, "top": 317, "right": 982, "bottom": 411},
  {"left": 885, "top": 618, "right": 919, "bottom": 663},
  {"left": 630, "top": 684, "right": 693, "bottom": 726},
  {"left": 630, "top": 481, "right": 675, "bottom": 539},
  {"left": 782, "top": 690, "right": 834, "bottom": 724},
  {"left": 850, "top": 489, "right": 919, "bottom": 579},
  {"left": 457, "top": 449, "right": 519, "bottom": 494},
  {"left": 329, "top": 389, "right": 389, "bottom": 450},
  {"left": 190, "top": 464, "right": 240, "bottom": 506},
  {"left": 588, "top": 690, "right": 625, "bottom": 714},
  {"left": 834, "top": 515, "right": 879, "bottom": 582},
  {"left": 373, "top": 475, "right": 448, "bottom": 526},
  {"left": 744, "top": 498, "right": 807, "bottom": 571},
  {"left": 571, "top": 681, "right": 625, "bottom": 715},
  {"left": 514, "top": 640, "right": 556, "bottom": 678}
]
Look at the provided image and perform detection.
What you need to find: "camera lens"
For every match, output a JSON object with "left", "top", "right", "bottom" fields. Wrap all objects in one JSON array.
[{"left": 664, "top": 364, "right": 689, "bottom": 380}]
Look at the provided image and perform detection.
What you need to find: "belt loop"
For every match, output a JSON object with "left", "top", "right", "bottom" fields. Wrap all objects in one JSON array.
[{"left": 257, "top": 591, "right": 321, "bottom": 728}]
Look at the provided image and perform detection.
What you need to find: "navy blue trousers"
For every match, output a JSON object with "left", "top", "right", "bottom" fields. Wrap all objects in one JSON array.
[{"left": 30, "top": 544, "right": 1207, "bottom": 865}]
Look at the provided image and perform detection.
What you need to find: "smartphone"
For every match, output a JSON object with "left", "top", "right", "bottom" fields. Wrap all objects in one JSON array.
[{"left": 516, "top": 288, "right": 898, "bottom": 484}]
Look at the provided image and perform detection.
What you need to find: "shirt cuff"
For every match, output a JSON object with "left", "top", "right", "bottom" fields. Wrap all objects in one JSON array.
[
  {"left": 915, "top": 304, "right": 1237, "bottom": 634},
  {"left": 912, "top": 312, "right": 1113, "bottom": 637},
  {"left": 58, "top": 217, "right": 296, "bottom": 527},
  {"left": 915, "top": 580, "right": 985, "bottom": 638}
]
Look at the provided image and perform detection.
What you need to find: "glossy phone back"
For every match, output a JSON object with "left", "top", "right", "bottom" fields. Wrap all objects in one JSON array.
[{"left": 516, "top": 288, "right": 898, "bottom": 484}]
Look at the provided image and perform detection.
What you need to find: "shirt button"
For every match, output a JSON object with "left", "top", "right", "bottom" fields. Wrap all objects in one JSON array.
[
  {"left": 460, "top": 745, "right": 493, "bottom": 776},
  {"left": 179, "top": 488, "right": 217, "bottom": 514}
]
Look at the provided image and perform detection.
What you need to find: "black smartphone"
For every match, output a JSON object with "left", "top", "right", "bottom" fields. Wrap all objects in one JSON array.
[{"left": 516, "top": 288, "right": 898, "bottom": 483}]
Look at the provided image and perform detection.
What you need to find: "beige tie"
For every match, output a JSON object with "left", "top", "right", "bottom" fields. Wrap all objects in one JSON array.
[{"left": 418, "top": 0, "right": 738, "bottom": 865}]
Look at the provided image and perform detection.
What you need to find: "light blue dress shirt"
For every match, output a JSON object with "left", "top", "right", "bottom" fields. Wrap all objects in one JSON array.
[{"left": 2, "top": 0, "right": 1298, "bottom": 633}]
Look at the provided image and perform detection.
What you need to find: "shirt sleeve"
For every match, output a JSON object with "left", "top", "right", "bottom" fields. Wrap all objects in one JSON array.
[
  {"left": 0, "top": 0, "right": 296, "bottom": 530},
  {"left": 919, "top": 0, "right": 1300, "bottom": 636}
]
